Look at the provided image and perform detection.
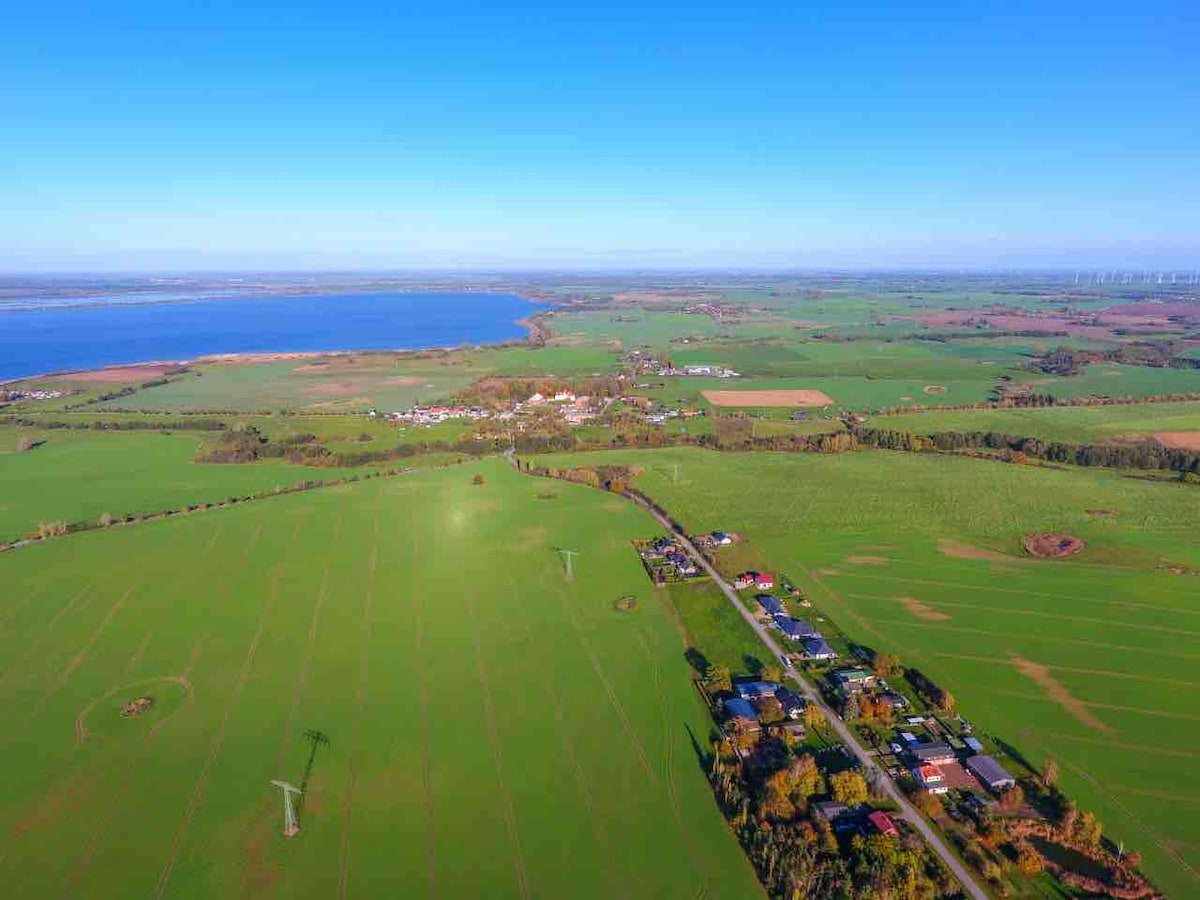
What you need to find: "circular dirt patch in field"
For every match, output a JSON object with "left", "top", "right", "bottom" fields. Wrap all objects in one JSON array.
[
  {"left": 1023, "top": 533, "right": 1085, "bottom": 558},
  {"left": 120, "top": 696, "right": 154, "bottom": 717},
  {"left": 614, "top": 595, "right": 639, "bottom": 612},
  {"left": 922, "top": 384, "right": 947, "bottom": 395}
]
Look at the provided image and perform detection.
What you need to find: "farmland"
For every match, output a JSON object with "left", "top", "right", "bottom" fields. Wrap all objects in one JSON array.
[
  {"left": 0, "top": 458, "right": 761, "bottom": 898},
  {"left": 540, "top": 446, "right": 1200, "bottom": 897}
]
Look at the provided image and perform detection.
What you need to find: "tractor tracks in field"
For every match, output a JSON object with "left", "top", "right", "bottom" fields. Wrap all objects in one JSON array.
[
  {"left": 411, "top": 528, "right": 438, "bottom": 899},
  {"left": 463, "top": 584, "right": 531, "bottom": 900},
  {"left": 337, "top": 509, "right": 381, "bottom": 900},
  {"left": 154, "top": 527, "right": 268, "bottom": 899}
]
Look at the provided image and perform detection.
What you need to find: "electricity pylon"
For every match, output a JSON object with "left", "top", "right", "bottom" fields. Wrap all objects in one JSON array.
[
  {"left": 271, "top": 780, "right": 303, "bottom": 838},
  {"left": 557, "top": 548, "right": 580, "bottom": 582}
]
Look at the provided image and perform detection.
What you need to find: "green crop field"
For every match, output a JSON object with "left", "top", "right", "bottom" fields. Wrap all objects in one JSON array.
[
  {"left": 0, "top": 458, "right": 761, "bottom": 899},
  {"left": 867, "top": 400, "right": 1200, "bottom": 443},
  {"left": 539, "top": 447, "right": 1200, "bottom": 897},
  {"left": 0, "top": 428, "right": 355, "bottom": 542}
]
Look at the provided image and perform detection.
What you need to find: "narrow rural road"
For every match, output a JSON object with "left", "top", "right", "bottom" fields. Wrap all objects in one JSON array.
[{"left": 622, "top": 493, "right": 990, "bottom": 900}]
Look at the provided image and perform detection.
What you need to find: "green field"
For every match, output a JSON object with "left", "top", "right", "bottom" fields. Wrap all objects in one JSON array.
[
  {"left": 540, "top": 446, "right": 1200, "bottom": 897},
  {"left": 868, "top": 400, "right": 1200, "bottom": 443},
  {"left": 0, "top": 458, "right": 761, "bottom": 898},
  {"left": 0, "top": 428, "right": 354, "bottom": 542}
]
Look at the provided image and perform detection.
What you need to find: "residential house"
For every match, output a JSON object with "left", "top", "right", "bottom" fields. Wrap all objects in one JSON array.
[
  {"left": 913, "top": 765, "right": 948, "bottom": 794},
  {"left": 800, "top": 636, "right": 837, "bottom": 660},
  {"left": 754, "top": 573, "right": 775, "bottom": 590},
  {"left": 774, "top": 615, "right": 818, "bottom": 640},
  {"left": 965, "top": 755, "right": 1016, "bottom": 793},
  {"left": 776, "top": 688, "right": 805, "bottom": 720},
  {"left": 723, "top": 698, "right": 760, "bottom": 733},
  {"left": 910, "top": 742, "right": 956, "bottom": 766},
  {"left": 733, "top": 572, "right": 756, "bottom": 589},
  {"left": 756, "top": 594, "right": 784, "bottom": 616},
  {"left": 831, "top": 668, "right": 876, "bottom": 695},
  {"left": 867, "top": 810, "right": 899, "bottom": 837},
  {"left": 735, "top": 681, "right": 781, "bottom": 700},
  {"left": 812, "top": 801, "right": 856, "bottom": 830},
  {"left": 877, "top": 691, "right": 909, "bottom": 710},
  {"left": 711, "top": 531, "right": 733, "bottom": 545}
]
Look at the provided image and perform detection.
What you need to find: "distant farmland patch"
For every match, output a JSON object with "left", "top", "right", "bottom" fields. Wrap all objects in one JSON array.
[
  {"left": 702, "top": 388, "right": 834, "bottom": 407},
  {"left": 1154, "top": 430, "right": 1200, "bottom": 450}
]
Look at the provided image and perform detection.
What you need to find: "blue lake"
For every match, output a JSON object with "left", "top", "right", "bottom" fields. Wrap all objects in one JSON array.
[{"left": 0, "top": 292, "right": 538, "bottom": 381}]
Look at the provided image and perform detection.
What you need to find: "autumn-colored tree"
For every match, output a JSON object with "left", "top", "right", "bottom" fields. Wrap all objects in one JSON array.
[
  {"left": 1041, "top": 758, "right": 1059, "bottom": 788},
  {"left": 829, "top": 770, "right": 869, "bottom": 807},
  {"left": 937, "top": 691, "right": 956, "bottom": 714},
  {"left": 873, "top": 652, "right": 900, "bottom": 678},
  {"left": 997, "top": 784, "right": 1025, "bottom": 813},
  {"left": 706, "top": 664, "right": 732, "bottom": 693},
  {"left": 787, "top": 754, "right": 824, "bottom": 804},
  {"left": 1075, "top": 811, "right": 1103, "bottom": 849},
  {"left": 912, "top": 790, "right": 945, "bottom": 818},
  {"left": 1016, "top": 844, "right": 1044, "bottom": 874},
  {"left": 803, "top": 703, "right": 826, "bottom": 733},
  {"left": 471, "top": 473, "right": 486, "bottom": 485}
]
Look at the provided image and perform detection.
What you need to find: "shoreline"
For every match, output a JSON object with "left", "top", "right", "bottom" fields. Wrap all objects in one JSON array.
[{"left": 1, "top": 302, "right": 556, "bottom": 387}]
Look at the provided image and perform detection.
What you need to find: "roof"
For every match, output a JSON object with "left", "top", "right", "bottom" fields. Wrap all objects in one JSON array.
[
  {"left": 755, "top": 572, "right": 774, "bottom": 583},
  {"left": 724, "top": 698, "right": 758, "bottom": 721},
  {"left": 801, "top": 636, "right": 836, "bottom": 658},
  {"left": 833, "top": 667, "right": 873, "bottom": 683},
  {"left": 736, "top": 680, "right": 781, "bottom": 699},
  {"left": 868, "top": 810, "right": 898, "bottom": 835},
  {"left": 911, "top": 742, "right": 954, "bottom": 761},
  {"left": 965, "top": 754, "right": 1015, "bottom": 786},
  {"left": 916, "top": 765, "right": 943, "bottom": 781},
  {"left": 964, "top": 737, "right": 984, "bottom": 752},
  {"left": 756, "top": 593, "right": 784, "bottom": 615},
  {"left": 813, "top": 800, "right": 850, "bottom": 821},
  {"left": 774, "top": 614, "right": 818, "bottom": 639}
]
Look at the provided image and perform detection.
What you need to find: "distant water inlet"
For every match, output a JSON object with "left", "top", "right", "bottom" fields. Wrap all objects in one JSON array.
[{"left": 0, "top": 291, "right": 539, "bottom": 381}]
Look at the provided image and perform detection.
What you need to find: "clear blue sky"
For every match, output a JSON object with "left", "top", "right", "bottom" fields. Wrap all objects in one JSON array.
[{"left": 2, "top": 1, "right": 1197, "bottom": 271}]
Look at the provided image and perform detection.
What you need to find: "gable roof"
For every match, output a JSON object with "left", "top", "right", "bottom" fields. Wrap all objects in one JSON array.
[
  {"left": 756, "top": 593, "right": 784, "bottom": 615},
  {"left": 735, "top": 680, "right": 781, "bottom": 699},
  {"left": 773, "top": 614, "right": 817, "bottom": 639},
  {"left": 965, "top": 754, "right": 1015, "bottom": 786},
  {"left": 724, "top": 697, "right": 759, "bottom": 721}
]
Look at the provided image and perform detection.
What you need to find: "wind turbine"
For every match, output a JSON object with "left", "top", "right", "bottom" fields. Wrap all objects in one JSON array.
[{"left": 271, "top": 780, "right": 303, "bottom": 838}]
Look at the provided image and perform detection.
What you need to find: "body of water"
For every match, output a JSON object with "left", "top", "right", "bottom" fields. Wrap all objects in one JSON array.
[{"left": 0, "top": 291, "right": 538, "bottom": 381}]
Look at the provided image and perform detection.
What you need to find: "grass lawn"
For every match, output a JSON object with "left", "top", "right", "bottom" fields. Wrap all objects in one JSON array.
[
  {"left": 0, "top": 458, "right": 761, "bottom": 899},
  {"left": 0, "top": 427, "right": 354, "bottom": 542},
  {"left": 539, "top": 446, "right": 1200, "bottom": 898}
]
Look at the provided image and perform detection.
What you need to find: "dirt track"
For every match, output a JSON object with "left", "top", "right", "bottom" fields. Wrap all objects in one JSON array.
[{"left": 702, "top": 388, "right": 834, "bottom": 407}]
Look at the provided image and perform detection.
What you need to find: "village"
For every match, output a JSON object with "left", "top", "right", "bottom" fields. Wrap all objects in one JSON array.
[{"left": 627, "top": 525, "right": 1158, "bottom": 899}]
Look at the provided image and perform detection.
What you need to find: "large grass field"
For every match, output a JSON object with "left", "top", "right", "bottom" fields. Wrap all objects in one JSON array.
[
  {"left": 0, "top": 428, "right": 356, "bottom": 542},
  {"left": 540, "top": 447, "right": 1200, "bottom": 897},
  {"left": 0, "top": 458, "right": 761, "bottom": 898},
  {"left": 867, "top": 400, "right": 1200, "bottom": 444}
]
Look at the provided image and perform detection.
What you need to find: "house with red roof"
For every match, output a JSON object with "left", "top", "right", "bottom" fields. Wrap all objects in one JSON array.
[
  {"left": 867, "top": 810, "right": 899, "bottom": 837},
  {"left": 754, "top": 573, "right": 775, "bottom": 590}
]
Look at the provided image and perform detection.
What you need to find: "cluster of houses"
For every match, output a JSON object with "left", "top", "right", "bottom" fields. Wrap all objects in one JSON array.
[
  {"left": 634, "top": 535, "right": 700, "bottom": 584},
  {"left": 0, "top": 387, "right": 65, "bottom": 403},
  {"left": 622, "top": 350, "right": 740, "bottom": 379},
  {"left": 721, "top": 679, "right": 806, "bottom": 736},
  {"left": 387, "top": 405, "right": 490, "bottom": 426},
  {"left": 736, "top": 573, "right": 839, "bottom": 663},
  {"left": 813, "top": 801, "right": 901, "bottom": 838}
]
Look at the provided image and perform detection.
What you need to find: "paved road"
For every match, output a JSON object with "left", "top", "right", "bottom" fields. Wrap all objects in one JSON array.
[{"left": 625, "top": 494, "right": 990, "bottom": 900}]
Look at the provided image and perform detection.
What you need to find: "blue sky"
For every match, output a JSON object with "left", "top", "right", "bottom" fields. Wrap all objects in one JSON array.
[{"left": 1, "top": 1, "right": 1197, "bottom": 271}]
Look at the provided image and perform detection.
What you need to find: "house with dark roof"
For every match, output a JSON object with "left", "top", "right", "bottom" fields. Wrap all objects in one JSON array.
[
  {"left": 910, "top": 742, "right": 956, "bottom": 766},
  {"left": 965, "top": 755, "right": 1016, "bottom": 792},
  {"left": 800, "top": 636, "right": 837, "bottom": 660},
  {"left": 756, "top": 593, "right": 784, "bottom": 616},
  {"left": 812, "top": 800, "right": 852, "bottom": 824},
  {"left": 773, "top": 614, "right": 818, "bottom": 640},
  {"left": 776, "top": 688, "right": 805, "bottom": 720},
  {"left": 735, "top": 680, "right": 781, "bottom": 700},
  {"left": 723, "top": 697, "right": 760, "bottom": 730}
]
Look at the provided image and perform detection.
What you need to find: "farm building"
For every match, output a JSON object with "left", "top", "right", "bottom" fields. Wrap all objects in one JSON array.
[
  {"left": 914, "top": 765, "right": 948, "bottom": 794},
  {"left": 867, "top": 810, "right": 899, "bottom": 837},
  {"left": 910, "top": 742, "right": 956, "bottom": 766},
  {"left": 756, "top": 593, "right": 784, "bottom": 616},
  {"left": 800, "top": 636, "right": 837, "bottom": 660},
  {"left": 736, "top": 680, "right": 781, "bottom": 700},
  {"left": 965, "top": 755, "right": 1016, "bottom": 792},
  {"left": 773, "top": 615, "right": 819, "bottom": 640}
]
